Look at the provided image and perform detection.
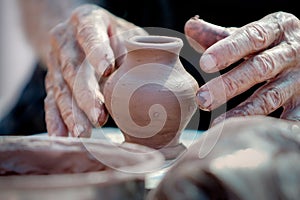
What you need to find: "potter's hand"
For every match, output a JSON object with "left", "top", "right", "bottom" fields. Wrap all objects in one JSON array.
[
  {"left": 45, "top": 4, "right": 146, "bottom": 137},
  {"left": 185, "top": 12, "right": 300, "bottom": 126},
  {"left": 149, "top": 116, "right": 300, "bottom": 200}
]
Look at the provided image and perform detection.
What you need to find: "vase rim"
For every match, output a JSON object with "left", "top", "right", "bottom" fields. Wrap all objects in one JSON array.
[{"left": 126, "top": 35, "right": 183, "bottom": 50}]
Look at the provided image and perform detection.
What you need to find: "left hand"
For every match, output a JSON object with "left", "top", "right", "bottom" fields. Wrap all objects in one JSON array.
[
  {"left": 185, "top": 12, "right": 300, "bottom": 126},
  {"left": 44, "top": 4, "right": 147, "bottom": 137}
]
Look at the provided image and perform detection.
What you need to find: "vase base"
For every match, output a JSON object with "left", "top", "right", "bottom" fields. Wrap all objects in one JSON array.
[{"left": 158, "top": 143, "right": 187, "bottom": 160}]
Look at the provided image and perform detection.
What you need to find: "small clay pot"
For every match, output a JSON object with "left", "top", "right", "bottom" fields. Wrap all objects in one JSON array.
[
  {"left": 102, "top": 35, "right": 199, "bottom": 159},
  {"left": 0, "top": 136, "right": 164, "bottom": 199}
]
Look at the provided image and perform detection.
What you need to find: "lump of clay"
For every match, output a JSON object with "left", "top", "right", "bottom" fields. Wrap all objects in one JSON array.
[
  {"left": 0, "top": 136, "right": 164, "bottom": 200},
  {"left": 148, "top": 116, "right": 300, "bottom": 200},
  {"left": 0, "top": 136, "right": 164, "bottom": 175}
]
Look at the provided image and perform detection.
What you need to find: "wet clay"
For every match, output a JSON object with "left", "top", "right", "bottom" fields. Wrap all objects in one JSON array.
[
  {"left": 102, "top": 35, "right": 199, "bottom": 160},
  {"left": 0, "top": 136, "right": 164, "bottom": 175}
]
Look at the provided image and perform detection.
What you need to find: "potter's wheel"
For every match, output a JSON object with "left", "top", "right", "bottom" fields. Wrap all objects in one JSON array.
[
  {"left": 0, "top": 132, "right": 167, "bottom": 200},
  {"left": 0, "top": 127, "right": 202, "bottom": 199},
  {"left": 89, "top": 127, "right": 203, "bottom": 189},
  {"left": 26, "top": 128, "right": 202, "bottom": 189}
]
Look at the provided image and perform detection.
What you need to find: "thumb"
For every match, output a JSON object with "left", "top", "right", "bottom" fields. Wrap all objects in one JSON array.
[
  {"left": 184, "top": 15, "right": 235, "bottom": 53},
  {"left": 281, "top": 95, "right": 300, "bottom": 121}
]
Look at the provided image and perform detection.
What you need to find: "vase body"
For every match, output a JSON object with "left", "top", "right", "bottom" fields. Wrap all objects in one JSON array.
[{"left": 102, "top": 35, "right": 199, "bottom": 159}]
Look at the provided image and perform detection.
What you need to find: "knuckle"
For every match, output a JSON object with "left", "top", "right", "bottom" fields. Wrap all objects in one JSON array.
[
  {"left": 71, "top": 5, "right": 106, "bottom": 26},
  {"left": 71, "top": 4, "right": 100, "bottom": 17},
  {"left": 62, "top": 110, "right": 74, "bottom": 129},
  {"left": 80, "top": 36, "right": 101, "bottom": 52},
  {"left": 227, "top": 38, "right": 242, "bottom": 58},
  {"left": 222, "top": 76, "right": 239, "bottom": 97},
  {"left": 55, "top": 98, "right": 73, "bottom": 124},
  {"left": 244, "top": 23, "right": 269, "bottom": 50},
  {"left": 77, "top": 24, "right": 98, "bottom": 43},
  {"left": 284, "top": 42, "right": 300, "bottom": 64},
  {"left": 227, "top": 100, "right": 259, "bottom": 117},
  {"left": 227, "top": 108, "right": 250, "bottom": 117},
  {"left": 61, "top": 106, "right": 72, "bottom": 120},
  {"left": 261, "top": 87, "right": 284, "bottom": 110},
  {"left": 76, "top": 23, "right": 106, "bottom": 50},
  {"left": 61, "top": 58, "right": 77, "bottom": 80},
  {"left": 53, "top": 82, "right": 69, "bottom": 100},
  {"left": 286, "top": 13, "right": 299, "bottom": 24},
  {"left": 251, "top": 53, "right": 275, "bottom": 80},
  {"left": 71, "top": 4, "right": 96, "bottom": 19},
  {"left": 44, "top": 94, "right": 53, "bottom": 110},
  {"left": 275, "top": 11, "right": 300, "bottom": 28},
  {"left": 289, "top": 14, "right": 300, "bottom": 29},
  {"left": 289, "top": 37, "right": 300, "bottom": 53},
  {"left": 272, "top": 12, "right": 300, "bottom": 43},
  {"left": 49, "top": 23, "right": 67, "bottom": 43}
]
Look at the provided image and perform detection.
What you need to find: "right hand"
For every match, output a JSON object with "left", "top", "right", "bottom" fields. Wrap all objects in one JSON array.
[
  {"left": 44, "top": 4, "right": 147, "bottom": 137},
  {"left": 184, "top": 13, "right": 300, "bottom": 126},
  {"left": 149, "top": 116, "right": 300, "bottom": 199}
]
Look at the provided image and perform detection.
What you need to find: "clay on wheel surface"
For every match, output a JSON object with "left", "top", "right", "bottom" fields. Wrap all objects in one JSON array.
[{"left": 0, "top": 136, "right": 163, "bottom": 175}]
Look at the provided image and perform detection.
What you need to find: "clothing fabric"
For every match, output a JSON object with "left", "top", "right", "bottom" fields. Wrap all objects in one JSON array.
[{"left": 0, "top": 64, "right": 47, "bottom": 135}]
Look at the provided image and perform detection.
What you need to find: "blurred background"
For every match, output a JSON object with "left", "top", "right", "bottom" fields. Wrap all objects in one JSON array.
[{"left": 0, "top": 0, "right": 36, "bottom": 120}]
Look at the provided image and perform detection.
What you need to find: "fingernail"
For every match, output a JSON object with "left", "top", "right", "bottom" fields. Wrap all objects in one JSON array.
[
  {"left": 74, "top": 124, "right": 85, "bottom": 137},
  {"left": 98, "top": 60, "right": 113, "bottom": 76},
  {"left": 98, "top": 107, "right": 108, "bottom": 126},
  {"left": 91, "top": 108, "right": 102, "bottom": 126},
  {"left": 103, "top": 64, "right": 114, "bottom": 77},
  {"left": 196, "top": 90, "right": 212, "bottom": 110},
  {"left": 200, "top": 54, "right": 216, "bottom": 72}
]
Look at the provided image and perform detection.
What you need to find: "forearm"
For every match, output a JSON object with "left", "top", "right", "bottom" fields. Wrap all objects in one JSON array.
[{"left": 18, "top": 0, "right": 86, "bottom": 66}]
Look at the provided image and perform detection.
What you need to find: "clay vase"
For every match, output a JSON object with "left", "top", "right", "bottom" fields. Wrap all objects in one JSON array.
[{"left": 102, "top": 35, "right": 199, "bottom": 159}]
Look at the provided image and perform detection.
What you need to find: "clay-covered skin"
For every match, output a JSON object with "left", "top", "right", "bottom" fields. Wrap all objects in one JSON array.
[
  {"left": 185, "top": 12, "right": 300, "bottom": 125},
  {"left": 148, "top": 116, "right": 300, "bottom": 200},
  {"left": 0, "top": 136, "right": 163, "bottom": 175},
  {"left": 19, "top": 2, "right": 147, "bottom": 137}
]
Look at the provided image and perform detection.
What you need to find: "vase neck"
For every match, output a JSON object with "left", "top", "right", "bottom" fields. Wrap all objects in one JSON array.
[{"left": 125, "top": 36, "right": 183, "bottom": 65}]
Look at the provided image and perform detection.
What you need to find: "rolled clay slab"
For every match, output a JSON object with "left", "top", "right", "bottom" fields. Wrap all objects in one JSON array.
[
  {"left": 0, "top": 136, "right": 164, "bottom": 175},
  {"left": 0, "top": 136, "right": 164, "bottom": 199}
]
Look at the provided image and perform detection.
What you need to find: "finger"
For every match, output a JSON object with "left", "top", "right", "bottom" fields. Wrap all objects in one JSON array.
[
  {"left": 109, "top": 32, "right": 126, "bottom": 70},
  {"left": 71, "top": 8, "right": 115, "bottom": 77},
  {"left": 196, "top": 42, "right": 299, "bottom": 110},
  {"left": 211, "top": 69, "right": 300, "bottom": 126},
  {"left": 58, "top": 32, "right": 109, "bottom": 127},
  {"left": 109, "top": 23, "right": 150, "bottom": 70},
  {"left": 184, "top": 15, "right": 232, "bottom": 53},
  {"left": 48, "top": 49, "right": 92, "bottom": 137},
  {"left": 44, "top": 73, "right": 68, "bottom": 137},
  {"left": 281, "top": 93, "right": 300, "bottom": 121},
  {"left": 200, "top": 12, "right": 298, "bottom": 73}
]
